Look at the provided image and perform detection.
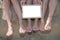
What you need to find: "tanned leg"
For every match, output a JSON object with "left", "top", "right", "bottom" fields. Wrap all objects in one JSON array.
[
  {"left": 3, "top": 0, "right": 13, "bottom": 36},
  {"left": 44, "top": 0, "right": 57, "bottom": 31},
  {"left": 11, "top": 0, "right": 26, "bottom": 34}
]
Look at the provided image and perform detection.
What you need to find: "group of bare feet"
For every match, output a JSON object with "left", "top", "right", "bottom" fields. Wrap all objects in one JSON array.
[{"left": 2, "top": 0, "right": 57, "bottom": 37}]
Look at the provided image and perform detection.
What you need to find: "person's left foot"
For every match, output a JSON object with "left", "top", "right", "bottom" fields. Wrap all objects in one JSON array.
[
  {"left": 44, "top": 23, "right": 51, "bottom": 31},
  {"left": 44, "top": 18, "right": 52, "bottom": 31}
]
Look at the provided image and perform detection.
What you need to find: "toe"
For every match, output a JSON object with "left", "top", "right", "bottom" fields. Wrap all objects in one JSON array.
[
  {"left": 19, "top": 26, "right": 26, "bottom": 34},
  {"left": 44, "top": 26, "right": 51, "bottom": 31}
]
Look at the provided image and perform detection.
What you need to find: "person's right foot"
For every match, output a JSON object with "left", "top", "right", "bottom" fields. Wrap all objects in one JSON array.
[
  {"left": 32, "top": 24, "right": 39, "bottom": 31},
  {"left": 6, "top": 23, "right": 13, "bottom": 37},
  {"left": 19, "top": 25, "right": 26, "bottom": 34},
  {"left": 26, "top": 26, "right": 32, "bottom": 33},
  {"left": 39, "top": 18, "right": 45, "bottom": 31}
]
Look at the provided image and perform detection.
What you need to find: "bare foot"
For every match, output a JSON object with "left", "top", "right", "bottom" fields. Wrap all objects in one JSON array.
[
  {"left": 6, "top": 28, "right": 13, "bottom": 37},
  {"left": 32, "top": 24, "right": 39, "bottom": 31},
  {"left": 26, "top": 26, "right": 32, "bottom": 33},
  {"left": 19, "top": 25, "right": 26, "bottom": 34},
  {"left": 44, "top": 18, "right": 52, "bottom": 31},
  {"left": 44, "top": 23, "right": 51, "bottom": 31},
  {"left": 39, "top": 19, "right": 45, "bottom": 31}
]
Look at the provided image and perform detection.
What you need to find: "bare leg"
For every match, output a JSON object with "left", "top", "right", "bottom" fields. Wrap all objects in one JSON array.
[
  {"left": 27, "top": 18, "right": 32, "bottom": 32},
  {"left": 32, "top": 0, "right": 39, "bottom": 31},
  {"left": 33, "top": 18, "right": 39, "bottom": 31},
  {"left": 39, "top": 0, "right": 48, "bottom": 31},
  {"left": 26, "top": 0, "right": 32, "bottom": 32},
  {"left": 11, "top": 0, "right": 26, "bottom": 34},
  {"left": 44, "top": 0, "right": 57, "bottom": 31},
  {"left": 3, "top": 0, "right": 13, "bottom": 36}
]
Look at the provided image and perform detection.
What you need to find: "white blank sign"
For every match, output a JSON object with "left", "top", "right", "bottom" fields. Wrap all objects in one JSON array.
[{"left": 22, "top": 5, "right": 41, "bottom": 18}]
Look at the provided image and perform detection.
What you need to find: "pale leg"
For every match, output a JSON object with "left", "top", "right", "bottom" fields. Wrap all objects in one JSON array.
[
  {"left": 44, "top": 0, "right": 57, "bottom": 30},
  {"left": 11, "top": 0, "right": 26, "bottom": 34},
  {"left": 3, "top": 0, "right": 13, "bottom": 36},
  {"left": 39, "top": 0, "right": 48, "bottom": 31}
]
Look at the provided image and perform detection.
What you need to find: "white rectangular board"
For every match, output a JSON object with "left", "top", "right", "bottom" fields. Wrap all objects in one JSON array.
[{"left": 22, "top": 5, "right": 42, "bottom": 18}]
